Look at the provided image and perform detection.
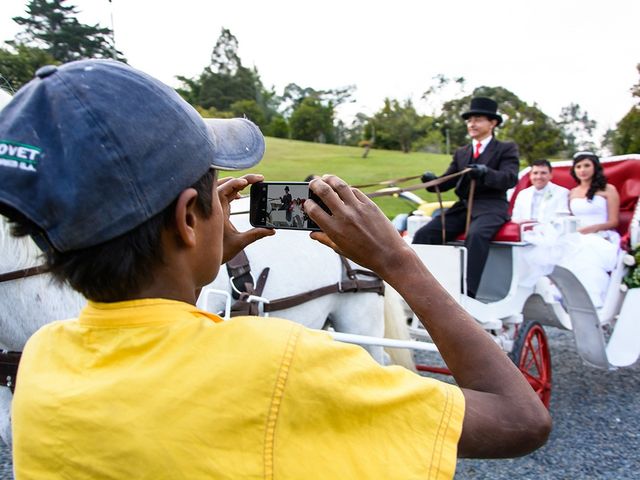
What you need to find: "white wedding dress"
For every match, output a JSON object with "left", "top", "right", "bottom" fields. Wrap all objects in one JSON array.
[
  {"left": 558, "top": 196, "right": 620, "bottom": 308},
  {"left": 517, "top": 195, "right": 620, "bottom": 308}
]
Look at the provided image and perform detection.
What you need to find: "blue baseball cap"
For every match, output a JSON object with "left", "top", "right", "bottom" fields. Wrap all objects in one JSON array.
[{"left": 0, "top": 59, "right": 265, "bottom": 252}]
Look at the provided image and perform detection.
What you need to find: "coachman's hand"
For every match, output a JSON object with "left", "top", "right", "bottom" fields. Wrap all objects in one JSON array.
[
  {"left": 468, "top": 164, "right": 488, "bottom": 180},
  {"left": 421, "top": 171, "right": 438, "bottom": 184}
]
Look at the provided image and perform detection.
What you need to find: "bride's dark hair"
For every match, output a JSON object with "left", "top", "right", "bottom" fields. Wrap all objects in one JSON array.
[{"left": 571, "top": 152, "right": 607, "bottom": 200}]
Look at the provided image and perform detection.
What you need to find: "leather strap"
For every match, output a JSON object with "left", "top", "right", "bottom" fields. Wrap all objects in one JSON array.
[
  {"left": 226, "top": 251, "right": 254, "bottom": 300},
  {"left": 263, "top": 277, "right": 384, "bottom": 312},
  {"left": 0, "top": 351, "right": 21, "bottom": 393},
  {"left": 352, "top": 174, "right": 422, "bottom": 189},
  {"left": 0, "top": 265, "right": 47, "bottom": 284},
  {"left": 465, "top": 179, "right": 477, "bottom": 237},
  {"left": 366, "top": 168, "right": 471, "bottom": 198},
  {"left": 230, "top": 267, "right": 270, "bottom": 316},
  {"left": 435, "top": 187, "right": 446, "bottom": 244},
  {"left": 228, "top": 252, "right": 384, "bottom": 317}
]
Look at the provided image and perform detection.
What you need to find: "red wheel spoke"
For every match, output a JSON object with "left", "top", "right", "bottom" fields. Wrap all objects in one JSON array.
[
  {"left": 512, "top": 322, "right": 552, "bottom": 408},
  {"left": 527, "top": 332, "right": 542, "bottom": 372}
]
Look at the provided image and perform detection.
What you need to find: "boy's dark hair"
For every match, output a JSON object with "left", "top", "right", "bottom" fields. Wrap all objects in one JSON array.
[
  {"left": 0, "top": 169, "right": 216, "bottom": 302},
  {"left": 531, "top": 159, "right": 552, "bottom": 171}
]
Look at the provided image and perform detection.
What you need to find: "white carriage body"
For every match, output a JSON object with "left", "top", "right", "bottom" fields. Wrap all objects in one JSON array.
[{"left": 403, "top": 154, "right": 640, "bottom": 371}]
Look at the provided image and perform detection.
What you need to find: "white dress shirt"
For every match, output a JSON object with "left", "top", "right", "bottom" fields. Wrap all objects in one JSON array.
[{"left": 471, "top": 136, "right": 492, "bottom": 157}]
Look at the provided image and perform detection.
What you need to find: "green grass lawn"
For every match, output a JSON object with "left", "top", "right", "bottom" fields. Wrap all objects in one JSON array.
[{"left": 233, "top": 137, "right": 459, "bottom": 219}]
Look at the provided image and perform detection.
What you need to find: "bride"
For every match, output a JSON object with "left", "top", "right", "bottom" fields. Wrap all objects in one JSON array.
[{"left": 558, "top": 152, "right": 621, "bottom": 308}]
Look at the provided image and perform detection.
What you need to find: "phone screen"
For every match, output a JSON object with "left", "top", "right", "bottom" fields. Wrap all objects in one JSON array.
[{"left": 249, "top": 182, "right": 329, "bottom": 231}]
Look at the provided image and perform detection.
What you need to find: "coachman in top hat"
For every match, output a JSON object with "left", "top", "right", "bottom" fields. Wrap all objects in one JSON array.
[{"left": 413, "top": 97, "right": 519, "bottom": 298}]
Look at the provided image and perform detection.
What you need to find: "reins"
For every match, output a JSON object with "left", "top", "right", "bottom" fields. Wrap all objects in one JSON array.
[
  {"left": 363, "top": 168, "right": 471, "bottom": 198},
  {"left": 0, "top": 266, "right": 47, "bottom": 392},
  {"left": 362, "top": 168, "right": 476, "bottom": 241},
  {"left": 352, "top": 174, "right": 423, "bottom": 189},
  {"left": 0, "top": 265, "right": 47, "bottom": 284}
]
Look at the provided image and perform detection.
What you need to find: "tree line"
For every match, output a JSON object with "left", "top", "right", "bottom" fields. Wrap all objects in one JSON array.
[{"left": 2, "top": 0, "right": 639, "bottom": 162}]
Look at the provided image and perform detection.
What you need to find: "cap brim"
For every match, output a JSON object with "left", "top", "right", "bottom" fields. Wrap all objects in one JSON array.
[{"left": 203, "top": 117, "right": 265, "bottom": 171}]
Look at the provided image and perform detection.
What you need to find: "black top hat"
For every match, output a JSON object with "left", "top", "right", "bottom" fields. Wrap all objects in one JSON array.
[
  {"left": 284, "top": 186, "right": 290, "bottom": 191},
  {"left": 461, "top": 97, "right": 503, "bottom": 126}
]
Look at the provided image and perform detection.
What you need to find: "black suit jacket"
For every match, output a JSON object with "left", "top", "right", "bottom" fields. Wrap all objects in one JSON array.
[{"left": 430, "top": 138, "right": 519, "bottom": 216}]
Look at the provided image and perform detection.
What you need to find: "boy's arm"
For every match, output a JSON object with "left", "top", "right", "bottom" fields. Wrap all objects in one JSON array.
[{"left": 306, "top": 175, "right": 551, "bottom": 459}]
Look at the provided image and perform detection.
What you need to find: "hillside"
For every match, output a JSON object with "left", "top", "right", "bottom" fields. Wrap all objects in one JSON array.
[{"left": 234, "top": 137, "right": 457, "bottom": 218}]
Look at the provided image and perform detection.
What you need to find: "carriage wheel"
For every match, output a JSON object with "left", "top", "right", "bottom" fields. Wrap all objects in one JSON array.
[{"left": 508, "top": 321, "right": 552, "bottom": 408}]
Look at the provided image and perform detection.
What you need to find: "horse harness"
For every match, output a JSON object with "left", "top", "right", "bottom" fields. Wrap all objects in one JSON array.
[
  {"left": 225, "top": 250, "right": 385, "bottom": 317},
  {"left": 0, "top": 265, "right": 47, "bottom": 393}
]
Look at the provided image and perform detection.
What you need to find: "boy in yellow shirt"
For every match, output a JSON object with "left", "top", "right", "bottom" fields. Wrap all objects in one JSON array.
[{"left": 0, "top": 60, "right": 550, "bottom": 479}]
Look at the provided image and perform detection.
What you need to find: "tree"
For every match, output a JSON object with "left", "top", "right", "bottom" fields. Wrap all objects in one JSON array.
[
  {"left": 558, "top": 103, "right": 597, "bottom": 153},
  {"left": 11, "top": 0, "right": 124, "bottom": 63},
  {"left": 210, "top": 28, "right": 241, "bottom": 76},
  {"left": 289, "top": 96, "right": 334, "bottom": 143},
  {"left": 280, "top": 82, "right": 354, "bottom": 118},
  {"left": 506, "top": 104, "right": 564, "bottom": 163},
  {"left": 264, "top": 115, "right": 289, "bottom": 139},
  {"left": 368, "top": 99, "right": 426, "bottom": 153},
  {"left": 0, "top": 43, "right": 56, "bottom": 92},
  {"left": 610, "top": 107, "right": 640, "bottom": 154},
  {"left": 438, "top": 86, "right": 564, "bottom": 163},
  {"left": 607, "top": 63, "right": 640, "bottom": 155},
  {"left": 631, "top": 63, "right": 640, "bottom": 100},
  {"left": 230, "top": 99, "right": 265, "bottom": 126},
  {"left": 421, "top": 74, "right": 466, "bottom": 115},
  {"left": 177, "top": 28, "right": 275, "bottom": 129}
]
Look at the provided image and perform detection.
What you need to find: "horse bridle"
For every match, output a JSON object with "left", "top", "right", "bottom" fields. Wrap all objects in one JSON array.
[
  {"left": 0, "top": 265, "right": 47, "bottom": 284},
  {"left": 225, "top": 250, "right": 385, "bottom": 317},
  {"left": 0, "top": 264, "right": 47, "bottom": 393}
]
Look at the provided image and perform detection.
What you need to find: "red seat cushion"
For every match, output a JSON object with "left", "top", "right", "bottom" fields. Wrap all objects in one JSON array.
[{"left": 455, "top": 220, "right": 524, "bottom": 242}]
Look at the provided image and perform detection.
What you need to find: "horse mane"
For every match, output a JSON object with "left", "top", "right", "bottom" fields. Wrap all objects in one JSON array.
[{"left": 0, "top": 216, "right": 44, "bottom": 271}]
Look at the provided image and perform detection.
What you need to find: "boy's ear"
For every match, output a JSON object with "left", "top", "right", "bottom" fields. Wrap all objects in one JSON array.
[{"left": 174, "top": 188, "right": 199, "bottom": 248}]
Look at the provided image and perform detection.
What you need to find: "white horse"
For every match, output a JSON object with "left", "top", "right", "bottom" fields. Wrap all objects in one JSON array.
[
  {"left": 0, "top": 203, "right": 413, "bottom": 446},
  {"left": 0, "top": 216, "right": 86, "bottom": 445},
  {"left": 199, "top": 205, "right": 414, "bottom": 368}
]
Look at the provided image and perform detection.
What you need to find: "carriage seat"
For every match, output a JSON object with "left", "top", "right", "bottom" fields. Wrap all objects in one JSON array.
[{"left": 455, "top": 156, "right": 640, "bottom": 246}]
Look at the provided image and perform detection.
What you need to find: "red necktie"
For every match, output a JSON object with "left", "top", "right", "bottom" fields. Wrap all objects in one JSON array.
[{"left": 473, "top": 142, "right": 481, "bottom": 159}]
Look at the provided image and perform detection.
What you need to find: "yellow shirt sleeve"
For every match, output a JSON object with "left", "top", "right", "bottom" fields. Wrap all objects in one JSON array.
[{"left": 271, "top": 327, "right": 465, "bottom": 480}]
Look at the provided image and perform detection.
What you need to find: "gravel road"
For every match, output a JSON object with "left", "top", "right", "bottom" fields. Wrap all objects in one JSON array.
[
  {"left": 0, "top": 328, "right": 637, "bottom": 479},
  {"left": 421, "top": 328, "right": 640, "bottom": 479}
]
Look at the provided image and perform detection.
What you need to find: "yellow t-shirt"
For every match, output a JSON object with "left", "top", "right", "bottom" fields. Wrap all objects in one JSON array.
[{"left": 13, "top": 298, "right": 464, "bottom": 479}]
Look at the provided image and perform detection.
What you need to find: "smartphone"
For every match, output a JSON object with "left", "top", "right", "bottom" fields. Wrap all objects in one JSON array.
[{"left": 249, "top": 181, "right": 330, "bottom": 231}]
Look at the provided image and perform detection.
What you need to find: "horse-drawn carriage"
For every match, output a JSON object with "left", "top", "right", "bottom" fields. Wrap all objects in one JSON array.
[
  {"left": 267, "top": 200, "right": 305, "bottom": 228},
  {"left": 391, "top": 154, "right": 640, "bottom": 406}
]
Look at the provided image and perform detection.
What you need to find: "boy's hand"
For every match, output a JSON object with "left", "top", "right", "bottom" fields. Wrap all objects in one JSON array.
[
  {"left": 217, "top": 174, "right": 274, "bottom": 264},
  {"left": 304, "top": 175, "right": 411, "bottom": 276}
]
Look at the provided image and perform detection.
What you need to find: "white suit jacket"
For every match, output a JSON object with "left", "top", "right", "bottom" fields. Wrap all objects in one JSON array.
[{"left": 511, "top": 182, "right": 570, "bottom": 223}]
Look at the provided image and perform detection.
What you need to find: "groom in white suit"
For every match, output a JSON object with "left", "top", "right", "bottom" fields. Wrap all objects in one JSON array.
[{"left": 512, "top": 159, "right": 569, "bottom": 222}]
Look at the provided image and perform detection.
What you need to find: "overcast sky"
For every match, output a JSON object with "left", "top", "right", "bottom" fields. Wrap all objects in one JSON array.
[{"left": 2, "top": 0, "right": 638, "bottom": 141}]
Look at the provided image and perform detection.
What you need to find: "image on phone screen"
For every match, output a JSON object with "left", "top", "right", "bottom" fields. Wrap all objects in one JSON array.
[{"left": 250, "top": 182, "right": 328, "bottom": 231}]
